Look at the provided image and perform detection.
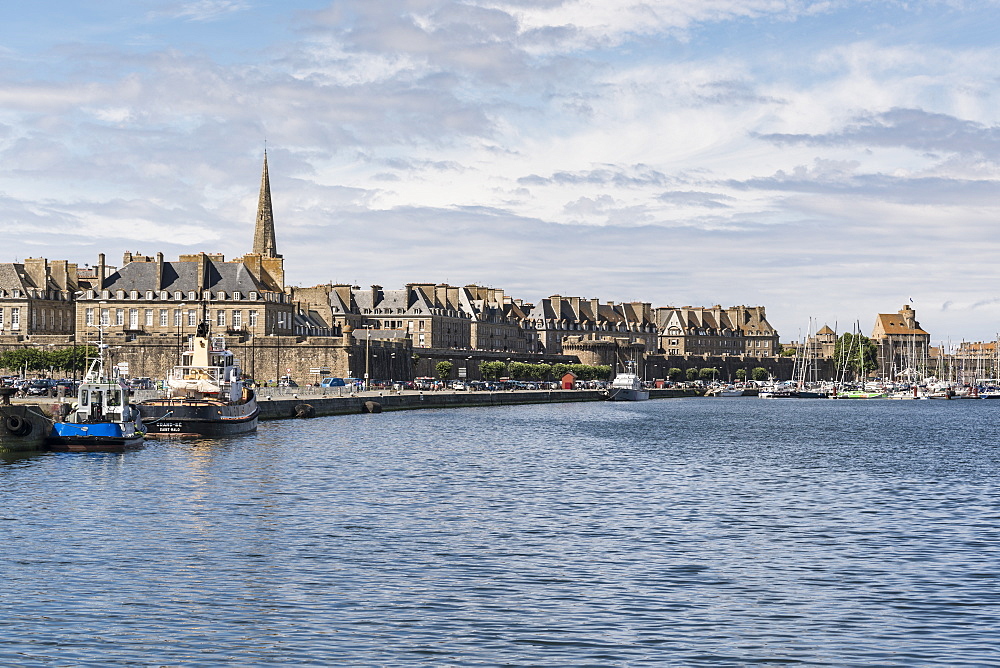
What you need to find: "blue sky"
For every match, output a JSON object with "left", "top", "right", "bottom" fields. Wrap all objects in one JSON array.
[{"left": 3, "top": 0, "right": 1000, "bottom": 344}]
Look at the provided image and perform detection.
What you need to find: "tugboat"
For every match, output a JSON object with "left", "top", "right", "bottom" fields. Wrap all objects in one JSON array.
[
  {"left": 138, "top": 322, "right": 258, "bottom": 438},
  {"left": 47, "top": 336, "right": 146, "bottom": 452}
]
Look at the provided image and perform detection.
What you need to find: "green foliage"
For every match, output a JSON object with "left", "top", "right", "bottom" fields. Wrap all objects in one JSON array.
[
  {"left": 735, "top": 368, "right": 747, "bottom": 381},
  {"left": 751, "top": 367, "right": 769, "bottom": 381},
  {"left": 0, "top": 345, "right": 96, "bottom": 375},
  {"left": 478, "top": 360, "right": 505, "bottom": 380},
  {"left": 834, "top": 333, "right": 879, "bottom": 379},
  {"left": 551, "top": 363, "right": 569, "bottom": 379},
  {"left": 699, "top": 367, "right": 717, "bottom": 381},
  {"left": 685, "top": 367, "right": 699, "bottom": 381},
  {"left": 435, "top": 361, "right": 453, "bottom": 380},
  {"left": 668, "top": 367, "right": 683, "bottom": 381},
  {"left": 781, "top": 347, "right": 797, "bottom": 357}
]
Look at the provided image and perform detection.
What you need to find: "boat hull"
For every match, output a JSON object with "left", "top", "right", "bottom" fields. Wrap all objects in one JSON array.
[
  {"left": 0, "top": 405, "right": 50, "bottom": 452},
  {"left": 47, "top": 422, "right": 145, "bottom": 453},
  {"left": 139, "top": 393, "right": 259, "bottom": 438},
  {"left": 607, "top": 388, "right": 650, "bottom": 401}
]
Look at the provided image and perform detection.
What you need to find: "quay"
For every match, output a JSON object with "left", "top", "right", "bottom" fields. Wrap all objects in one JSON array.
[{"left": 254, "top": 387, "right": 702, "bottom": 419}]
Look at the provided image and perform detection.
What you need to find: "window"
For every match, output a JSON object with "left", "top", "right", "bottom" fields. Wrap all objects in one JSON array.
[
  {"left": 173, "top": 309, "right": 181, "bottom": 327},
  {"left": 116, "top": 309, "right": 125, "bottom": 326},
  {"left": 101, "top": 309, "right": 110, "bottom": 326},
  {"left": 249, "top": 292, "right": 258, "bottom": 301},
  {"left": 187, "top": 310, "right": 196, "bottom": 326},
  {"left": 130, "top": 291, "right": 139, "bottom": 300},
  {"left": 129, "top": 308, "right": 139, "bottom": 328},
  {"left": 160, "top": 309, "right": 168, "bottom": 327},
  {"left": 11, "top": 307, "right": 20, "bottom": 330},
  {"left": 146, "top": 291, "right": 154, "bottom": 300},
  {"left": 0, "top": 309, "right": 5, "bottom": 330},
  {"left": 217, "top": 310, "right": 226, "bottom": 327},
  {"left": 249, "top": 310, "right": 258, "bottom": 328},
  {"left": 233, "top": 310, "right": 242, "bottom": 328},
  {"left": 233, "top": 292, "right": 242, "bottom": 300}
]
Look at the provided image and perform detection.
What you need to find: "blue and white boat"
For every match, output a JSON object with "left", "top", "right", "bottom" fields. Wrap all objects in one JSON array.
[{"left": 47, "top": 332, "right": 145, "bottom": 452}]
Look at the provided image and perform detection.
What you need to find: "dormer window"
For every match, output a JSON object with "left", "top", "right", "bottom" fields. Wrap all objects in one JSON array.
[
  {"left": 217, "top": 291, "right": 227, "bottom": 301},
  {"left": 233, "top": 292, "right": 242, "bottom": 300},
  {"left": 202, "top": 291, "right": 211, "bottom": 300},
  {"left": 130, "top": 291, "right": 139, "bottom": 300},
  {"left": 116, "top": 290, "right": 125, "bottom": 300},
  {"left": 187, "top": 291, "right": 196, "bottom": 300},
  {"left": 249, "top": 291, "right": 258, "bottom": 300},
  {"left": 146, "top": 291, "right": 154, "bottom": 300}
]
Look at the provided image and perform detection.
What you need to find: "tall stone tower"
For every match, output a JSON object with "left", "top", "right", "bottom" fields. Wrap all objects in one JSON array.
[{"left": 253, "top": 152, "right": 281, "bottom": 258}]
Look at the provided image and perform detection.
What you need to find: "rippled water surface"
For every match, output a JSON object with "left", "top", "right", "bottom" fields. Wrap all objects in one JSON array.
[{"left": 2, "top": 398, "right": 1000, "bottom": 666}]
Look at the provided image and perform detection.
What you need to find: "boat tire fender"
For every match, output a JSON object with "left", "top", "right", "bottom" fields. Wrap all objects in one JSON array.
[{"left": 4, "top": 414, "right": 31, "bottom": 436}]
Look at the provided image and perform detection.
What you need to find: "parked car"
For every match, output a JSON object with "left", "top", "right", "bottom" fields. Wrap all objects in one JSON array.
[
  {"left": 320, "top": 377, "right": 346, "bottom": 387},
  {"left": 25, "top": 380, "right": 56, "bottom": 396}
]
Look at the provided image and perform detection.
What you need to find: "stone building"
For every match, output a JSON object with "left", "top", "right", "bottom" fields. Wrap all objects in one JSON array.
[
  {"left": 655, "top": 305, "right": 779, "bottom": 357},
  {"left": 0, "top": 258, "right": 79, "bottom": 337},
  {"left": 525, "top": 295, "right": 657, "bottom": 355},
  {"left": 73, "top": 152, "right": 301, "bottom": 350},
  {"left": 289, "top": 283, "right": 539, "bottom": 354},
  {"left": 870, "top": 305, "right": 931, "bottom": 379}
]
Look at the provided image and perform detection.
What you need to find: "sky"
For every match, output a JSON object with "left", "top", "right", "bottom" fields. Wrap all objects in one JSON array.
[{"left": 3, "top": 0, "right": 1000, "bottom": 345}]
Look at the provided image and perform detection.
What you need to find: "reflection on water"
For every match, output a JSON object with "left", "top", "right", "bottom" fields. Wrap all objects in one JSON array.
[{"left": 2, "top": 399, "right": 999, "bottom": 666}]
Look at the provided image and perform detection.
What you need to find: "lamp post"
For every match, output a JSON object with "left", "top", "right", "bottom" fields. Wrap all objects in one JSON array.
[
  {"left": 390, "top": 352, "right": 397, "bottom": 390},
  {"left": 364, "top": 325, "right": 372, "bottom": 392}
]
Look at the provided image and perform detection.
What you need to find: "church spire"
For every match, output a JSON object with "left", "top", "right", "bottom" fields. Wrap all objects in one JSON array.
[{"left": 253, "top": 152, "right": 280, "bottom": 258}]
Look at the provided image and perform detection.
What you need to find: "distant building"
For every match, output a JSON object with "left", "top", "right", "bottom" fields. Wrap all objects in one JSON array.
[
  {"left": 525, "top": 295, "right": 657, "bottom": 355},
  {"left": 870, "top": 305, "right": 931, "bottom": 379},
  {"left": 0, "top": 258, "right": 79, "bottom": 337},
  {"left": 655, "top": 305, "right": 779, "bottom": 357}
]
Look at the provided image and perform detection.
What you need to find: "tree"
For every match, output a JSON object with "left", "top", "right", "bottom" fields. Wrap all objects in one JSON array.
[
  {"left": 668, "top": 367, "right": 683, "bottom": 381},
  {"left": 686, "top": 367, "right": 699, "bottom": 381},
  {"left": 735, "top": 368, "right": 747, "bottom": 381},
  {"left": 834, "top": 333, "right": 879, "bottom": 379},
  {"left": 435, "top": 361, "right": 453, "bottom": 381},
  {"left": 751, "top": 367, "right": 769, "bottom": 381},
  {"left": 0, "top": 348, "right": 47, "bottom": 374},
  {"left": 479, "top": 360, "right": 505, "bottom": 380},
  {"left": 699, "top": 367, "right": 717, "bottom": 381}
]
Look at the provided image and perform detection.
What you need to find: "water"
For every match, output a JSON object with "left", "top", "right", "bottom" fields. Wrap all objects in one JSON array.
[{"left": 2, "top": 398, "right": 999, "bottom": 666}]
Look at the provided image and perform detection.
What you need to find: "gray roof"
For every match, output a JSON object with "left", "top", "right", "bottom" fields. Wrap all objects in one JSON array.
[{"left": 102, "top": 260, "right": 267, "bottom": 295}]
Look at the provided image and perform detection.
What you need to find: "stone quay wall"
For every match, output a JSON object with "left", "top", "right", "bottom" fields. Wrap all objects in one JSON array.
[{"left": 258, "top": 387, "right": 704, "bottom": 419}]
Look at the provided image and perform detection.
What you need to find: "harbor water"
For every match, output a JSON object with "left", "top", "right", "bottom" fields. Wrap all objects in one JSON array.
[{"left": 2, "top": 398, "right": 999, "bottom": 666}]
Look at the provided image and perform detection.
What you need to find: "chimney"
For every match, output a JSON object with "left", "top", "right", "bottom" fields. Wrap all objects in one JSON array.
[
  {"left": 97, "top": 253, "right": 106, "bottom": 291},
  {"left": 156, "top": 252, "right": 164, "bottom": 291}
]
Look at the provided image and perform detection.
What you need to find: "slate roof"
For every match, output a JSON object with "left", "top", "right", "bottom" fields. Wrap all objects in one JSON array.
[{"left": 101, "top": 259, "right": 267, "bottom": 295}]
